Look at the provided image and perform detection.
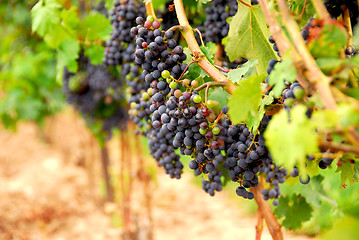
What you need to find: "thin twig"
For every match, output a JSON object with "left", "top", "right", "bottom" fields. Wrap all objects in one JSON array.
[
  {"left": 194, "top": 81, "right": 227, "bottom": 92},
  {"left": 215, "top": 65, "right": 230, "bottom": 73},
  {"left": 205, "top": 84, "right": 210, "bottom": 103},
  {"left": 194, "top": 28, "right": 205, "bottom": 47},
  {"left": 177, "top": 61, "right": 195, "bottom": 82},
  {"left": 173, "top": 0, "right": 236, "bottom": 94},
  {"left": 167, "top": 25, "right": 183, "bottom": 32},
  {"left": 212, "top": 112, "right": 223, "bottom": 127},
  {"left": 299, "top": 0, "right": 307, "bottom": 18},
  {"left": 238, "top": 0, "right": 259, "bottom": 8}
]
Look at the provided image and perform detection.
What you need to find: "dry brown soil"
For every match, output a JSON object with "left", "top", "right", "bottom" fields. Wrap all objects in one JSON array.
[{"left": 0, "top": 110, "right": 314, "bottom": 240}]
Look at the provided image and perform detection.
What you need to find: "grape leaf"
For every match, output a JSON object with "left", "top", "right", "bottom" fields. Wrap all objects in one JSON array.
[
  {"left": 85, "top": 45, "right": 105, "bottom": 65},
  {"left": 228, "top": 59, "right": 258, "bottom": 83},
  {"left": 353, "top": 25, "right": 359, "bottom": 48},
  {"left": 319, "top": 216, "right": 359, "bottom": 240},
  {"left": 264, "top": 105, "right": 319, "bottom": 173},
  {"left": 183, "top": 45, "right": 215, "bottom": 79},
  {"left": 246, "top": 92, "right": 274, "bottom": 133},
  {"left": 336, "top": 158, "right": 359, "bottom": 186},
  {"left": 57, "top": 38, "right": 80, "bottom": 74},
  {"left": 82, "top": 13, "right": 111, "bottom": 41},
  {"left": 31, "top": 0, "right": 61, "bottom": 37},
  {"left": 43, "top": 24, "right": 71, "bottom": 48},
  {"left": 60, "top": 6, "right": 80, "bottom": 36},
  {"left": 274, "top": 194, "right": 313, "bottom": 229},
  {"left": 268, "top": 60, "right": 297, "bottom": 97},
  {"left": 208, "top": 87, "right": 230, "bottom": 110},
  {"left": 228, "top": 75, "right": 262, "bottom": 124},
  {"left": 225, "top": 0, "right": 277, "bottom": 75}
]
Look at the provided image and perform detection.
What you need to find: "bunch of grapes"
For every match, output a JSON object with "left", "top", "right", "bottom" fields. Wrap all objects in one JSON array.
[
  {"left": 103, "top": 0, "right": 146, "bottom": 74},
  {"left": 203, "top": 0, "right": 238, "bottom": 43},
  {"left": 127, "top": 15, "right": 292, "bottom": 202},
  {"left": 63, "top": 54, "right": 128, "bottom": 135}
]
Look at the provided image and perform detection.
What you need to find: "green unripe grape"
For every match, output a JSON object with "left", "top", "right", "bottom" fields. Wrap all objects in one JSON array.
[
  {"left": 293, "top": 87, "right": 305, "bottom": 99},
  {"left": 142, "top": 92, "right": 149, "bottom": 100},
  {"left": 146, "top": 15, "right": 155, "bottom": 22},
  {"left": 169, "top": 81, "right": 178, "bottom": 89},
  {"left": 212, "top": 126, "right": 220, "bottom": 135},
  {"left": 199, "top": 128, "right": 207, "bottom": 135},
  {"left": 193, "top": 95, "right": 202, "bottom": 103},
  {"left": 130, "top": 102, "right": 137, "bottom": 109},
  {"left": 161, "top": 70, "right": 170, "bottom": 79},
  {"left": 147, "top": 88, "right": 153, "bottom": 95},
  {"left": 166, "top": 78, "right": 172, "bottom": 84},
  {"left": 284, "top": 98, "right": 295, "bottom": 107}
]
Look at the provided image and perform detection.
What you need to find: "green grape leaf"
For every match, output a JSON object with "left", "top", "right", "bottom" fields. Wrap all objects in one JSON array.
[
  {"left": 57, "top": 38, "right": 80, "bottom": 74},
  {"left": 268, "top": 60, "right": 297, "bottom": 97},
  {"left": 274, "top": 194, "right": 313, "bottom": 229},
  {"left": 183, "top": 47, "right": 210, "bottom": 79},
  {"left": 319, "top": 216, "right": 359, "bottom": 240},
  {"left": 60, "top": 6, "right": 80, "bottom": 36},
  {"left": 337, "top": 102, "right": 359, "bottom": 129},
  {"left": 246, "top": 92, "right": 274, "bottom": 133},
  {"left": 353, "top": 25, "right": 359, "bottom": 48},
  {"left": 104, "top": 0, "right": 115, "bottom": 10},
  {"left": 208, "top": 87, "right": 230, "bottom": 110},
  {"left": 31, "top": 0, "right": 61, "bottom": 37},
  {"left": 289, "top": 0, "right": 316, "bottom": 27},
  {"left": 311, "top": 109, "right": 338, "bottom": 131},
  {"left": 85, "top": 44, "right": 105, "bottom": 65},
  {"left": 336, "top": 159, "right": 359, "bottom": 186},
  {"left": 82, "top": 13, "right": 111, "bottom": 41},
  {"left": 228, "top": 75, "right": 262, "bottom": 124},
  {"left": 342, "top": 88, "right": 359, "bottom": 101},
  {"left": 225, "top": 0, "right": 277, "bottom": 75},
  {"left": 228, "top": 59, "right": 258, "bottom": 83},
  {"left": 264, "top": 105, "right": 319, "bottom": 173},
  {"left": 43, "top": 24, "right": 71, "bottom": 48}
]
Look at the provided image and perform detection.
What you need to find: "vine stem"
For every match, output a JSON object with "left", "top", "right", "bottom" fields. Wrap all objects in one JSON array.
[
  {"left": 276, "top": 0, "right": 337, "bottom": 110},
  {"left": 250, "top": 185, "right": 283, "bottom": 240},
  {"left": 256, "top": 206, "right": 264, "bottom": 240},
  {"left": 319, "top": 141, "right": 359, "bottom": 155},
  {"left": 343, "top": 7, "right": 353, "bottom": 47},
  {"left": 311, "top": 0, "right": 331, "bottom": 19},
  {"left": 144, "top": 0, "right": 158, "bottom": 20},
  {"left": 173, "top": 0, "right": 236, "bottom": 94},
  {"left": 258, "top": 0, "right": 310, "bottom": 89}
]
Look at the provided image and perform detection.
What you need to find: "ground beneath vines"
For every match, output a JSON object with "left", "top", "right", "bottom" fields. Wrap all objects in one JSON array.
[{"left": 0, "top": 110, "right": 314, "bottom": 240}]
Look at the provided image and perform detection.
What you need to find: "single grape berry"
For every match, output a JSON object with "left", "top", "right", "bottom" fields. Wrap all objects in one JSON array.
[
  {"left": 161, "top": 70, "right": 170, "bottom": 79},
  {"left": 212, "top": 126, "right": 220, "bottom": 135},
  {"left": 192, "top": 95, "right": 202, "bottom": 104}
]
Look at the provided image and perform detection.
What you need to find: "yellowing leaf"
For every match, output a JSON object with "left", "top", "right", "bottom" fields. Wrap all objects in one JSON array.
[
  {"left": 228, "top": 75, "right": 262, "bottom": 124},
  {"left": 31, "top": 0, "right": 61, "bottom": 36},
  {"left": 264, "top": 105, "right": 319, "bottom": 173}
]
